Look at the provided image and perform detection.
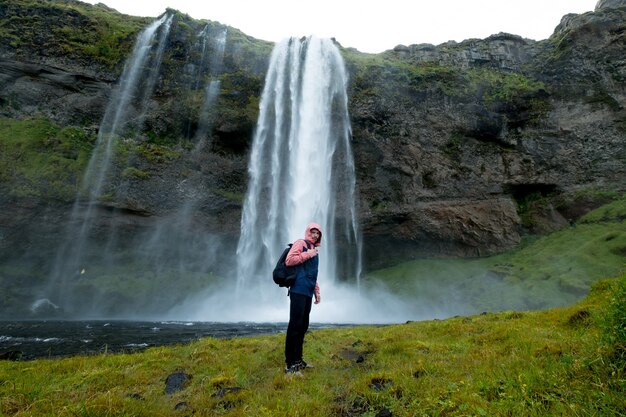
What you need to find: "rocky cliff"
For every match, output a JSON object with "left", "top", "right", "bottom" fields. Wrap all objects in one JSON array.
[
  {"left": 348, "top": 0, "right": 625, "bottom": 264},
  {"left": 0, "top": 0, "right": 624, "bottom": 309}
]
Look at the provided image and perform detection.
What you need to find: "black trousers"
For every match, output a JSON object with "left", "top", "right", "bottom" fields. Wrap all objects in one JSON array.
[{"left": 285, "top": 292, "right": 312, "bottom": 366}]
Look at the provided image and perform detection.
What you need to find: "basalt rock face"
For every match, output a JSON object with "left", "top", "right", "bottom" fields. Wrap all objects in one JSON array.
[
  {"left": 0, "top": 0, "right": 625, "bottom": 275},
  {"left": 349, "top": 0, "right": 625, "bottom": 265}
]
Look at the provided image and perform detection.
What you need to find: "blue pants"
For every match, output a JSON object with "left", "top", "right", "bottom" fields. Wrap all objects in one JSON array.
[{"left": 285, "top": 292, "right": 312, "bottom": 366}]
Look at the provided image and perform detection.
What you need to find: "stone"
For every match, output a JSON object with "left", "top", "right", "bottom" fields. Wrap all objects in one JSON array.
[
  {"left": 165, "top": 372, "right": 192, "bottom": 395},
  {"left": 595, "top": 0, "right": 626, "bottom": 10},
  {"left": 0, "top": 351, "right": 22, "bottom": 361}
]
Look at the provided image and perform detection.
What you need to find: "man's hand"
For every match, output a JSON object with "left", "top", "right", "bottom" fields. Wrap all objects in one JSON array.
[{"left": 314, "top": 283, "right": 321, "bottom": 304}]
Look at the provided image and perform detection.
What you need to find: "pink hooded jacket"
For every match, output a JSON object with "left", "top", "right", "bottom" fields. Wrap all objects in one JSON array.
[{"left": 285, "top": 223, "right": 322, "bottom": 302}]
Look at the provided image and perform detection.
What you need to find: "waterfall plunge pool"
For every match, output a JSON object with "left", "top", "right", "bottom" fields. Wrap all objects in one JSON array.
[{"left": 0, "top": 320, "right": 364, "bottom": 360}]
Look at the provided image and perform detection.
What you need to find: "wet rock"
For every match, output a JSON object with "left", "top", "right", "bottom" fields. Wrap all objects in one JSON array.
[
  {"left": 174, "top": 401, "right": 192, "bottom": 411},
  {"left": 595, "top": 0, "right": 626, "bottom": 10},
  {"left": 0, "top": 350, "right": 22, "bottom": 361},
  {"left": 165, "top": 372, "right": 192, "bottom": 395},
  {"left": 376, "top": 408, "right": 393, "bottom": 417},
  {"left": 369, "top": 377, "right": 393, "bottom": 391}
]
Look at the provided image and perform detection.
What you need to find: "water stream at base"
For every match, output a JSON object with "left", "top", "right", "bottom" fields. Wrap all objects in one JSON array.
[{"left": 0, "top": 320, "right": 360, "bottom": 360}]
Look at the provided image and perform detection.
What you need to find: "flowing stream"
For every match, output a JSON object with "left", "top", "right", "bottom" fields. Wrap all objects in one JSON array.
[{"left": 0, "top": 320, "right": 357, "bottom": 360}]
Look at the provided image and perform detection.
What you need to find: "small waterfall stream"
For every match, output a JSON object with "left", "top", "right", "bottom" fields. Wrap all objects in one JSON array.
[
  {"left": 135, "top": 25, "right": 229, "bottom": 291},
  {"left": 44, "top": 14, "right": 173, "bottom": 314},
  {"left": 193, "top": 26, "right": 227, "bottom": 148}
]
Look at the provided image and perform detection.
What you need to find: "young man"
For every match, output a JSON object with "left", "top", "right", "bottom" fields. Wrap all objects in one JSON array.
[{"left": 284, "top": 223, "right": 322, "bottom": 375}]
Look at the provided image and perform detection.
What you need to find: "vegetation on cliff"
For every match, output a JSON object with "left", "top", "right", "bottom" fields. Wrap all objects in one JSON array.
[
  {"left": 0, "top": 117, "right": 94, "bottom": 200},
  {"left": 0, "top": 0, "right": 149, "bottom": 70},
  {"left": 0, "top": 3, "right": 624, "bottom": 413}
]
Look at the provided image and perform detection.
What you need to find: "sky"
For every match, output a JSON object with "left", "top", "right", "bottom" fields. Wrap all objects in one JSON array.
[{"left": 82, "top": 0, "right": 599, "bottom": 53}]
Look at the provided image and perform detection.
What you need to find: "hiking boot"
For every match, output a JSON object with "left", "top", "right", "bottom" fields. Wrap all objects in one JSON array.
[
  {"left": 284, "top": 364, "right": 303, "bottom": 377},
  {"left": 296, "top": 359, "right": 313, "bottom": 370}
]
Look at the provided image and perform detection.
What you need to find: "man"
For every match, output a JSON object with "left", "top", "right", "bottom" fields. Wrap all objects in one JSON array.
[{"left": 284, "top": 223, "right": 322, "bottom": 375}]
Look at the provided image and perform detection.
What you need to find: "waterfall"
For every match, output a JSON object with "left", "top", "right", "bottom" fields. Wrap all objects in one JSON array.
[
  {"left": 166, "top": 36, "right": 363, "bottom": 322},
  {"left": 83, "top": 14, "right": 172, "bottom": 203},
  {"left": 236, "top": 36, "right": 361, "bottom": 298},
  {"left": 44, "top": 14, "right": 173, "bottom": 315},
  {"left": 134, "top": 25, "right": 229, "bottom": 291},
  {"left": 193, "top": 26, "right": 227, "bottom": 148}
]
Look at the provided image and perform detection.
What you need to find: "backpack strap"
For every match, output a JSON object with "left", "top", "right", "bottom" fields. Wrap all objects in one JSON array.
[{"left": 287, "top": 240, "right": 313, "bottom": 297}]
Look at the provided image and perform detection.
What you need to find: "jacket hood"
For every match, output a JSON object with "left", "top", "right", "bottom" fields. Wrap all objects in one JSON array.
[{"left": 305, "top": 223, "right": 322, "bottom": 247}]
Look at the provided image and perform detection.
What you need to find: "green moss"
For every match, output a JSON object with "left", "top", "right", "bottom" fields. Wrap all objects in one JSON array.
[
  {"left": 218, "top": 71, "right": 264, "bottom": 127},
  {"left": 0, "top": 117, "right": 94, "bottom": 200},
  {"left": 584, "top": 91, "right": 623, "bottom": 111},
  {"left": 224, "top": 27, "right": 274, "bottom": 69},
  {"left": 136, "top": 143, "right": 181, "bottom": 164},
  {"left": 212, "top": 188, "right": 243, "bottom": 202},
  {"left": 442, "top": 134, "right": 463, "bottom": 163},
  {"left": 121, "top": 166, "right": 149, "bottom": 179},
  {"left": 369, "top": 200, "right": 390, "bottom": 212},
  {"left": 464, "top": 68, "right": 546, "bottom": 104},
  {"left": 516, "top": 191, "right": 552, "bottom": 228},
  {"left": 343, "top": 50, "right": 463, "bottom": 99},
  {"left": 1, "top": 0, "right": 150, "bottom": 69}
]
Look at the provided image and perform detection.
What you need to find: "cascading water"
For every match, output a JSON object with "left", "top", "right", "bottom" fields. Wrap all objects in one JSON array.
[
  {"left": 236, "top": 36, "right": 361, "bottom": 294},
  {"left": 133, "top": 25, "right": 229, "bottom": 292},
  {"left": 193, "top": 26, "right": 227, "bottom": 148},
  {"left": 83, "top": 14, "right": 172, "bottom": 202},
  {"left": 43, "top": 14, "right": 173, "bottom": 315}
]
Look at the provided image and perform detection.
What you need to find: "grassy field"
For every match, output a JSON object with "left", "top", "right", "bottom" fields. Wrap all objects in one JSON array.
[{"left": 0, "top": 275, "right": 624, "bottom": 416}]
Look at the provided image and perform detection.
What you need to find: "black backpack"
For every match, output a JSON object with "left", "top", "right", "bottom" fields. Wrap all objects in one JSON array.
[{"left": 272, "top": 241, "right": 311, "bottom": 287}]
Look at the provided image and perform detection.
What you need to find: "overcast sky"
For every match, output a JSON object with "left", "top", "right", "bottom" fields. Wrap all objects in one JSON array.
[{"left": 82, "top": 0, "right": 598, "bottom": 53}]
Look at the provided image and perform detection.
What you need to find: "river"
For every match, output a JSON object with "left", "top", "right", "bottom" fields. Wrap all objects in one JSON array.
[{"left": 0, "top": 320, "right": 356, "bottom": 360}]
